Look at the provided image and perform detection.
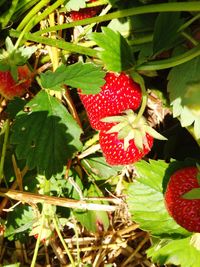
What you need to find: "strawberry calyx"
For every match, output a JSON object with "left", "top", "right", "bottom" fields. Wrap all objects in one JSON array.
[
  {"left": 101, "top": 109, "right": 167, "bottom": 150},
  {"left": 181, "top": 166, "right": 200, "bottom": 200},
  {"left": 0, "top": 37, "right": 36, "bottom": 80}
]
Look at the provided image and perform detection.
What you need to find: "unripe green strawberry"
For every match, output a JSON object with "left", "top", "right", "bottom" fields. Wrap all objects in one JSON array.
[
  {"left": 0, "top": 65, "right": 32, "bottom": 100},
  {"left": 99, "top": 122, "right": 153, "bottom": 165},
  {"left": 79, "top": 72, "right": 142, "bottom": 130},
  {"left": 164, "top": 166, "right": 200, "bottom": 232}
]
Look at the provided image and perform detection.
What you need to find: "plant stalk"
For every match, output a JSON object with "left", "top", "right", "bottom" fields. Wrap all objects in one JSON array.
[
  {"left": 136, "top": 43, "right": 200, "bottom": 71},
  {"left": 10, "top": 30, "right": 98, "bottom": 57},
  {"left": 30, "top": 209, "right": 46, "bottom": 267},
  {"left": 0, "top": 119, "right": 10, "bottom": 185},
  {"left": 53, "top": 216, "right": 76, "bottom": 267},
  {"left": 33, "top": 2, "right": 200, "bottom": 35},
  {"left": 16, "top": 0, "right": 51, "bottom": 31}
]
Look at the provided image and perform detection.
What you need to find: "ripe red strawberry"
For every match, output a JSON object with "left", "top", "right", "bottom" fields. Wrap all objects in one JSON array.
[
  {"left": 79, "top": 72, "right": 142, "bottom": 130},
  {"left": 99, "top": 122, "right": 153, "bottom": 165},
  {"left": 70, "top": 0, "right": 101, "bottom": 21},
  {"left": 164, "top": 166, "right": 200, "bottom": 232},
  {"left": 0, "top": 65, "right": 32, "bottom": 100}
]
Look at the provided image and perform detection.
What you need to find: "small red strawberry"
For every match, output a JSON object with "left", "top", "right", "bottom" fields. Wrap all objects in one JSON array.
[
  {"left": 164, "top": 166, "right": 200, "bottom": 232},
  {"left": 70, "top": 0, "right": 101, "bottom": 21},
  {"left": 79, "top": 72, "right": 142, "bottom": 130},
  {"left": 0, "top": 65, "right": 32, "bottom": 100},
  {"left": 99, "top": 124, "right": 153, "bottom": 165}
]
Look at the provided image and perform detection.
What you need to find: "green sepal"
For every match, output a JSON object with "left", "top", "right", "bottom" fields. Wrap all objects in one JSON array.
[
  {"left": 182, "top": 188, "right": 200, "bottom": 200},
  {"left": 145, "top": 126, "right": 167, "bottom": 141},
  {"left": 101, "top": 115, "right": 126, "bottom": 123},
  {"left": 106, "top": 122, "right": 129, "bottom": 135},
  {"left": 0, "top": 37, "right": 37, "bottom": 75},
  {"left": 123, "top": 131, "right": 135, "bottom": 151},
  {"left": 102, "top": 109, "right": 167, "bottom": 151}
]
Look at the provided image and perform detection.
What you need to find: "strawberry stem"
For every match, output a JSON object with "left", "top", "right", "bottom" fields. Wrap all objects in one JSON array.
[
  {"left": 14, "top": 0, "right": 65, "bottom": 49},
  {"left": 178, "top": 13, "right": 200, "bottom": 32},
  {"left": 0, "top": 119, "right": 10, "bottom": 185},
  {"left": 31, "top": 208, "right": 46, "bottom": 267},
  {"left": 32, "top": 2, "right": 200, "bottom": 36},
  {"left": 31, "top": 177, "right": 51, "bottom": 266},
  {"left": 53, "top": 216, "right": 76, "bottom": 267},
  {"left": 181, "top": 31, "right": 199, "bottom": 46},
  {"left": 71, "top": 213, "right": 81, "bottom": 265},
  {"left": 10, "top": 30, "right": 97, "bottom": 57},
  {"left": 133, "top": 90, "right": 147, "bottom": 125},
  {"left": 136, "top": 43, "right": 200, "bottom": 71},
  {"left": 16, "top": 0, "right": 51, "bottom": 31}
]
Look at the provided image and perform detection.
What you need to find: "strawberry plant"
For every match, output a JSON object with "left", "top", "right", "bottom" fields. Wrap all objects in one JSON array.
[{"left": 0, "top": 0, "right": 200, "bottom": 266}]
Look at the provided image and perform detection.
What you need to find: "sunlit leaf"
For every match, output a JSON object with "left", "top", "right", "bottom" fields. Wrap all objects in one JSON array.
[
  {"left": 168, "top": 57, "right": 200, "bottom": 139},
  {"left": 148, "top": 237, "right": 200, "bottom": 267},
  {"left": 90, "top": 27, "right": 134, "bottom": 72},
  {"left": 65, "top": 0, "right": 86, "bottom": 11},
  {"left": 127, "top": 160, "right": 190, "bottom": 237},
  {"left": 40, "top": 62, "right": 105, "bottom": 94}
]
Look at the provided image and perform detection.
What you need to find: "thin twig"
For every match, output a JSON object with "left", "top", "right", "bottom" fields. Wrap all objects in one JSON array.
[{"left": 0, "top": 188, "right": 118, "bottom": 212}]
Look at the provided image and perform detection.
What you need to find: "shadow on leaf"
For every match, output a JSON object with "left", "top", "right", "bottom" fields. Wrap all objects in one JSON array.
[{"left": 10, "top": 111, "right": 79, "bottom": 179}]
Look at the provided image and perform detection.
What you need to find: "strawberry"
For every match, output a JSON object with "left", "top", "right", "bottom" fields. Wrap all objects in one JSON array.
[
  {"left": 99, "top": 122, "right": 154, "bottom": 165},
  {"left": 0, "top": 65, "right": 32, "bottom": 100},
  {"left": 164, "top": 166, "right": 200, "bottom": 232},
  {"left": 70, "top": 0, "right": 101, "bottom": 21},
  {"left": 79, "top": 72, "right": 142, "bottom": 130}
]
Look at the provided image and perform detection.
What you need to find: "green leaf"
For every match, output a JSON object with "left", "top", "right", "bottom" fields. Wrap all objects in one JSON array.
[
  {"left": 74, "top": 183, "right": 110, "bottom": 233},
  {"left": 81, "top": 156, "right": 122, "bottom": 179},
  {"left": 182, "top": 188, "right": 200, "bottom": 200},
  {"left": 130, "top": 71, "right": 146, "bottom": 93},
  {"left": 40, "top": 62, "right": 105, "bottom": 94},
  {"left": 64, "top": 169, "right": 84, "bottom": 200},
  {"left": 64, "top": 171, "right": 110, "bottom": 232},
  {"left": 168, "top": 57, "right": 200, "bottom": 139},
  {"left": 90, "top": 27, "right": 134, "bottom": 72},
  {"left": 147, "top": 237, "right": 200, "bottom": 267},
  {"left": 153, "top": 12, "right": 184, "bottom": 55},
  {"left": 14, "top": 45, "right": 37, "bottom": 65},
  {"left": 5, "top": 204, "right": 35, "bottom": 241},
  {"left": 108, "top": 18, "right": 131, "bottom": 38},
  {"left": 6, "top": 97, "right": 27, "bottom": 119},
  {"left": 168, "top": 57, "right": 200, "bottom": 102},
  {"left": 65, "top": 0, "right": 86, "bottom": 11},
  {"left": 126, "top": 160, "right": 190, "bottom": 238},
  {"left": 10, "top": 90, "right": 83, "bottom": 178},
  {"left": 182, "top": 81, "right": 200, "bottom": 110}
]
